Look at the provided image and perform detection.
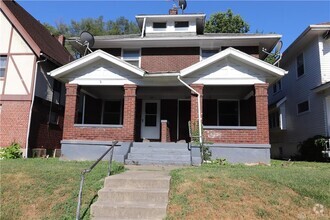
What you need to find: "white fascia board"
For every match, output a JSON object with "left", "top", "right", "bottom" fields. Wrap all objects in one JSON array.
[
  {"left": 48, "top": 49, "right": 145, "bottom": 79},
  {"left": 136, "top": 14, "right": 206, "bottom": 19},
  {"left": 181, "top": 47, "right": 288, "bottom": 77}
]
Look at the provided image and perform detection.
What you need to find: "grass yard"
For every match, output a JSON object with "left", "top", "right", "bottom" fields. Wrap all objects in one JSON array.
[
  {"left": 0, "top": 158, "right": 124, "bottom": 220},
  {"left": 166, "top": 160, "right": 330, "bottom": 220}
]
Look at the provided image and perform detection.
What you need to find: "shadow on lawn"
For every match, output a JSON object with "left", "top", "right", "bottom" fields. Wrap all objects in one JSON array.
[{"left": 80, "top": 194, "right": 98, "bottom": 219}]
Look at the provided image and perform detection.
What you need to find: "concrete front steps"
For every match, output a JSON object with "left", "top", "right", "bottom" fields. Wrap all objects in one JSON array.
[
  {"left": 91, "top": 170, "right": 171, "bottom": 220},
  {"left": 125, "top": 142, "right": 191, "bottom": 165}
]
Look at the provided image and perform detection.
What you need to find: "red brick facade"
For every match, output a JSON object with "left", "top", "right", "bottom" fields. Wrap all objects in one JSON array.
[
  {"left": 0, "top": 100, "right": 31, "bottom": 148},
  {"left": 141, "top": 47, "right": 200, "bottom": 73},
  {"left": 204, "top": 83, "right": 270, "bottom": 144},
  {"left": 63, "top": 83, "right": 137, "bottom": 142}
]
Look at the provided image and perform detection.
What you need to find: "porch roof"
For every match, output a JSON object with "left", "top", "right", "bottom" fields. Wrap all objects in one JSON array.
[
  {"left": 181, "top": 47, "right": 288, "bottom": 80},
  {"left": 48, "top": 49, "right": 145, "bottom": 80}
]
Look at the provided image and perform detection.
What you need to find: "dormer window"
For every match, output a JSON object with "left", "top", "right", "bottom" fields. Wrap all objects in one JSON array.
[
  {"left": 153, "top": 22, "right": 166, "bottom": 29},
  {"left": 175, "top": 21, "right": 189, "bottom": 28}
]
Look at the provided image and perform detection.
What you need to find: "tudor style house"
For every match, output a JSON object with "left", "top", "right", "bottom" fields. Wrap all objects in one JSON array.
[
  {"left": 269, "top": 23, "right": 330, "bottom": 159},
  {"left": 50, "top": 7, "right": 287, "bottom": 164},
  {"left": 0, "top": 0, "right": 72, "bottom": 157}
]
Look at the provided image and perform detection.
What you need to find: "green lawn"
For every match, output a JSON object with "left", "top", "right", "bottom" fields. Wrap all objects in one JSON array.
[
  {"left": 0, "top": 158, "right": 124, "bottom": 220},
  {"left": 1, "top": 159, "right": 329, "bottom": 220},
  {"left": 166, "top": 160, "right": 330, "bottom": 220}
]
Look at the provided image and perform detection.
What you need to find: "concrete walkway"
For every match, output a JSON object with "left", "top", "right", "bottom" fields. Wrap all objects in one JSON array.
[{"left": 91, "top": 165, "right": 180, "bottom": 220}]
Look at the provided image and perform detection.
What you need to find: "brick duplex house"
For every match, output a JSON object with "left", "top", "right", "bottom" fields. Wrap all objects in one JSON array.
[
  {"left": 0, "top": 0, "right": 72, "bottom": 157},
  {"left": 50, "top": 8, "right": 287, "bottom": 164}
]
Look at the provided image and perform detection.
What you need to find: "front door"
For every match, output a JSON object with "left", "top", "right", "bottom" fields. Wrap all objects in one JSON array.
[{"left": 141, "top": 100, "right": 160, "bottom": 139}]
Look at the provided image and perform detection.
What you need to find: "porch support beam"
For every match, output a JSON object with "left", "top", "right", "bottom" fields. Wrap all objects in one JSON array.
[
  {"left": 123, "top": 84, "right": 137, "bottom": 141},
  {"left": 190, "top": 84, "right": 204, "bottom": 140},
  {"left": 254, "top": 83, "right": 269, "bottom": 144},
  {"left": 63, "top": 83, "right": 80, "bottom": 139}
]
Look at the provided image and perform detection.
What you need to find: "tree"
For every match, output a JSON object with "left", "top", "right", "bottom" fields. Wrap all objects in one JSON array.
[{"left": 205, "top": 9, "right": 249, "bottom": 33}]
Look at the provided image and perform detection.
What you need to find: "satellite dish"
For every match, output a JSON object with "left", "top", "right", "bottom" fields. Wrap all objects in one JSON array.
[
  {"left": 178, "top": 0, "right": 187, "bottom": 10},
  {"left": 274, "top": 40, "right": 283, "bottom": 55},
  {"left": 80, "top": 31, "right": 95, "bottom": 48}
]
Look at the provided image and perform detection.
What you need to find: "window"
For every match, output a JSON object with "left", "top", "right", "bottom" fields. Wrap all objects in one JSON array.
[
  {"left": 49, "top": 111, "right": 59, "bottom": 125},
  {"left": 103, "top": 100, "right": 123, "bottom": 125},
  {"left": 153, "top": 22, "right": 166, "bottom": 29},
  {"left": 175, "top": 21, "right": 189, "bottom": 28},
  {"left": 122, "top": 49, "right": 140, "bottom": 67},
  {"left": 218, "top": 100, "right": 239, "bottom": 126},
  {"left": 269, "top": 110, "right": 280, "bottom": 129},
  {"left": 273, "top": 80, "right": 282, "bottom": 94},
  {"left": 0, "top": 55, "right": 8, "bottom": 78},
  {"left": 296, "top": 53, "right": 304, "bottom": 78},
  {"left": 201, "top": 49, "right": 219, "bottom": 60},
  {"left": 297, "top": 100, "right": 309, "bottom": 114}
]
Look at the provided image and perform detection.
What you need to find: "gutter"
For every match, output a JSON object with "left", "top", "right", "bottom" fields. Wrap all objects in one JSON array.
[
  {"left": 25, "top": 54, "right": 47, "bottom": 158},
  {"left": 177, "top": 76, "right": 203, "bottom": 145}
]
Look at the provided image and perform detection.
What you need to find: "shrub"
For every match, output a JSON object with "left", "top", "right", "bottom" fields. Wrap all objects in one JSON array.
[
  {"left": 0, "top": 142, "right": 22, "bottom": 159},
  {"left": 297, "top": 135, "right": 327, "bottom": 161}
]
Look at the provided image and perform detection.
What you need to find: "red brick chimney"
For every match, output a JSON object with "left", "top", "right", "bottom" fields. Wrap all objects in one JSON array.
[
  {"left": 56, "top": 35, "right": 66, "bottom": 46},
  {"left": 169, "top": 6, "right": 178, "bottom": 15}
]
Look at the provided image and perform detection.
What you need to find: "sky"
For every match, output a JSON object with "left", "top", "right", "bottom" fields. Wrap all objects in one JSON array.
[{"left": 17, "top": 0, "right": 330, "bottom": 51}]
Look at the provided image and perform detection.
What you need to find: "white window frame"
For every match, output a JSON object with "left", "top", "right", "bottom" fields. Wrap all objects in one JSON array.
[
  {"left": 297, "top": 99, "right": 310, "bottom": 115},
  {"left": 217, "top": 99, "right": 240, "bottom": 126},
  {"left": 200, "top": 48, "right": 220, "bottom": 61},
  {"left": 122, "top": 49, "right": 141, "bottom": 68}
]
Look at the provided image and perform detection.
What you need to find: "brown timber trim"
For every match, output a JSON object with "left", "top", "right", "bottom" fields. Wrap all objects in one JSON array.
[
  {"left": 0, "top": 3, "right": 41, "bottom": 57},
  {"left": 10, "top": 55, "right": 30, "bottom": 94}
]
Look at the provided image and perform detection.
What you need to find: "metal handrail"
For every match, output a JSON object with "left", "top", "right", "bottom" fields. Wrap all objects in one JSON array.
[{"left": 76, "top": 140, "right": 118, "bottom": 220}]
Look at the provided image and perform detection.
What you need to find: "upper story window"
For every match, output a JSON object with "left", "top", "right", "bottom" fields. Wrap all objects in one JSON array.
[
  {"left": 0, "top": 55, "right": 8, "bottom": 78},
  {"left": 153, "top": 22, "right": 166, "bottom": 29},
  {"left": 201, "top": 49, "right": 219, "bottom": 60},
  {"left": 122, "top": 49, "right": 140, "bottom": 67},
  {"left": 273, "top": 80, "right": 282, "bottom": 94},
  {"left": 174, "top": 21, "right": 189, "bottom": 28},
  {"left": 296, "top": 53, "right": 304, "bottom": 78},
  {"left": 297, "top": 100, "right": 309, "bottom": 114}
]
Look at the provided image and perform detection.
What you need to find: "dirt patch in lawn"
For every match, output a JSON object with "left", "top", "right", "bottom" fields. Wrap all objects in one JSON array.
[{"left": 167, "top": 170, "right": 329, "bottom": 220}]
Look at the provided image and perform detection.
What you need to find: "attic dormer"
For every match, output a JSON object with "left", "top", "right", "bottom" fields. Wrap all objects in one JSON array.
[{"left": 136, "top": 9, "right": 206, "bottom": 37}]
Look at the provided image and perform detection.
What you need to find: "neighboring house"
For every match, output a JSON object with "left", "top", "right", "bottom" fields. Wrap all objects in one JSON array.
[
  {"left": 49, "top": 7, "right": 286, "bottom": 164},
  {"left": 269, "top": 23, "right": 330, "bottom": 159},
  {"left": 0, "top": 0, "right": 72, "bottom": 157}
]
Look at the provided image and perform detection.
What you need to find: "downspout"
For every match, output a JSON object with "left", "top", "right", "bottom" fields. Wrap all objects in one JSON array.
[
  {"left": 25, "top": 54, "right": 47, "bottom": 158},
  {"left": 177, "top": 76, "right": 203, "bottom": 145}
]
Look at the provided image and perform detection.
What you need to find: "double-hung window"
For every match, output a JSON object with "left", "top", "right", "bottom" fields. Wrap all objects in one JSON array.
[
  {"left": 297, "top": 100, "right": 309, "bottom": 114},
  {"left": 0, "top": 55, "right": 8, "bottom": 78},
  {"left": 122, "top": 49, "right": 140, "bottom": 67},
  {"left": 296, "top": 53, "right": 304, "bottom": 78},
  {"left": 201, "top": 49, "right": 219, "bottom": 60}
]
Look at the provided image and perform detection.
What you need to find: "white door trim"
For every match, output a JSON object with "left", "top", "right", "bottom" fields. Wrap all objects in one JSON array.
[{"left": 141, "top": 100, "right": 161, "bottom": 139}]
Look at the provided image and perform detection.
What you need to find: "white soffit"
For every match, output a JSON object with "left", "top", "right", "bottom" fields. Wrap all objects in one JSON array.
[
  {"left": 48, "top": 49, "right": 145, "bottom": 79},
  {"left": 180, "top": 47, "right": 288, "bottom": 77}
]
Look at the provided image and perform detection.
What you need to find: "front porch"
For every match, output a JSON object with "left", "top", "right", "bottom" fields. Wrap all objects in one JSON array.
[{"left": 49, "top": 48, "right": 287, "bottom": 164}]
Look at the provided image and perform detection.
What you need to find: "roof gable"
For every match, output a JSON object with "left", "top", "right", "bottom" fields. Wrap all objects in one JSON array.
[
  {"left": 181, "top": 47, "right": 287, "bottom": 84},
  {"left": 49, "top": 50, "right": 145, "bottom": 83},
  {"left": 1, "top": 0, "right": 72, "bottom": 65}
]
